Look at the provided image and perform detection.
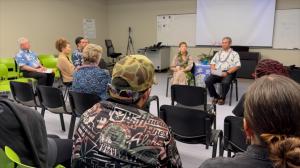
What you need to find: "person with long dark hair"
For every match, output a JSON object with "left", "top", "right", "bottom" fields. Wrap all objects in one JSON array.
[{"left": 200, "top": 74, "right": 300, "bottom": 168}]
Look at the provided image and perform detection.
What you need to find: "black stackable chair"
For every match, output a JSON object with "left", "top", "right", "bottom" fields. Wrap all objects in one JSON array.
[
  {"left": 10, "top": 81, "right": 40, "bottom": 110},
  {"left": 220, "top": 116, "right": 248, "bottom": 157},
  {"left": 36, "top": 85, "right": 72, "bottom": 132},
  {"left": 159, "top": 105, "right": 223, "bottom": 158},
  {"left": 105, "top": 39, "right": 122, "bottom": 64},
  {"left": 171, "top": 85, "right": 217, "bottom": 129},
  {"left": 68, "top": 91, "right": 100, "bottom": 139}
]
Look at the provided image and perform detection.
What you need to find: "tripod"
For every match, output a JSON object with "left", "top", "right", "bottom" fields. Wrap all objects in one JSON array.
[{"left": 126, "top": 27, "right": 135, "bottom": 55}]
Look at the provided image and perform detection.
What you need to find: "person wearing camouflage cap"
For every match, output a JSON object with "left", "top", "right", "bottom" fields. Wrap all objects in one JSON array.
[{"left": 72, "top": 55, "right": 182, "bottom": 168}]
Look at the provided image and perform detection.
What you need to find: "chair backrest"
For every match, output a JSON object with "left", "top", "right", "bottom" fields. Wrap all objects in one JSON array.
[
  {"left": 105, "top": 39, "right": 115, "bottom": 56},
  {"left": 105, "top": 39, "right": 113, "bottom": 48},
  {"left": 40, "top": 57, "right": 57, "bottom": 69},
  {"left": 0, "top": 64, "right": 9, "bottom": 80},
  {"left": 224, "top": 116, "right": 248, "bottom": 152},
  {"left": 159, "top": 105, "right": 212, "bottom": 140},
  {"left": 68, "top": 91, "right": 100, "bottom": 117},
  {"left": 289, "top": 67, "right": 300, "bottom": 83},
  {"left": 36, "top": 85, "right": 65, "bottom": 109},
  {"left": 5, "top": 146, "right": 35, "bottom": 168},
  {"left": 0, "top": 58, "right": 17, "bottom": 72},
  {"left": 0, "top": 148, "right": 13, "bottom": 168},
  {"left": 38, "top": 54, "right": 55, "bottom": 60},
  {"left": 171, "top": 85, "right": 207, "bottom": 109},
  {"left": 10, "top": 81, "right": 36, "bottom": 104}
]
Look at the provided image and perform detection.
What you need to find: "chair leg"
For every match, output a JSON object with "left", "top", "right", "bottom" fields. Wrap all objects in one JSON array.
[
  {"left": 213, "top": 104, "right": 217, "bottom": 129},
  {"left": 63, "top": 87, "right": 69, "bottom": 101},
  {"left": 41, "top": 108, "right": 46, "bottom": 117},
  {"left": 166, "top": 77, "right": 170, "bottom": 97},
  {"left": 68, "top": 115, "right": 76, "bottom": 139},
  {"left": 229, "top": 83, "right": 233, "bottom": 106},
  {"left": 227, "top": 151, "right": 232, "bottom": 157},
  {"left": 235, "top": 80, "right": 238, "bottom": 101},
  {"left": 59, "top": 113, "right": 65, "bottom": 131}
]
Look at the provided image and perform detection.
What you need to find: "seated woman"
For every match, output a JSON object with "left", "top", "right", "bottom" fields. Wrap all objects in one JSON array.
[
  {"left": 56, "top": 38, "right": 75, "bottom": 85},
  {"left": 171, "top": 42, "right": 193, "bottom": 85},
  {"left": 71, "top": 44, "right": 111, "bottom": 100},
  {"left": 232, "top": 59, "right": 289, "bottom": 117},
  {"left": 200, "top": 74, "right": 300, "bottom": 168}
]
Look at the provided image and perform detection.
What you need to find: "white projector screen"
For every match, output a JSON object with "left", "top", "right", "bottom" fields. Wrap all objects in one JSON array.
[{"left": 196, "top": 0, "right": 276, "bottom": 46}]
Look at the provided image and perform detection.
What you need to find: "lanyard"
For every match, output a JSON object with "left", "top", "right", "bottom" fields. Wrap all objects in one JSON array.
[{"left": 218, "top": 49, "right": 232, "bottom": 63}]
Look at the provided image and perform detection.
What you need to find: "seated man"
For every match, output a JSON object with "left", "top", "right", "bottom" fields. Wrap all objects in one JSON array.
[
  {"left": 71, "top": 36, "right": 89, "bottom": 67},
  {"left": 15, "top": 37, "right": 54, "bottom": 86},
  {"left": 72, "top": 55, "right": 182, "bottom": 168},
  {"left": 205, "top": 37, "right": 241, "bottom": 105}
]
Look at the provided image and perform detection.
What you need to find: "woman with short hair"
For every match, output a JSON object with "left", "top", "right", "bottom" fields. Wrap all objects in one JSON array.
[
  {"left": 56, "top": 38, "right": 75, "bottom": 84},
  {"left": 71, "top": 44, "right": 111, "bottom": 100}
]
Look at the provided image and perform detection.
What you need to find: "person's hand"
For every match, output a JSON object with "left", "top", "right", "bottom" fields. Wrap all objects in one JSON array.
[
  {"left": 222, "top": 72, "right": 228, "bottom": 77},
  {"left": 175, "top": 66, "right": 181, "bottom": 72},
  {"left": 36, "top": 67, "right": 45, "bottom": 72}
]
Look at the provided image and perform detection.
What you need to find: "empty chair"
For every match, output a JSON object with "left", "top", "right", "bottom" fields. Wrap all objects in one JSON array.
[
  {"left": 105, "top": 39, "right": 122, "bottom": 64},
  {"left": 220, "top": 116, "right": 248, "bottom": 157},
  {"left": 10, "top": 81, "right": 39, "bottom": 110},
  {"left": 159, "top": 105, "right": 223, "bottom": 158},
  {"left": 171, "top": 85, "right": 217, "bottom": 129},
  {"left": 68, "top": 91, "right": 100, "bottom": 139},
  {"left": 0, "top": 57, "right": 19, "bottom": 79},
  {"left": 36, "top": 85, "right": 72, "bottom": 131}
]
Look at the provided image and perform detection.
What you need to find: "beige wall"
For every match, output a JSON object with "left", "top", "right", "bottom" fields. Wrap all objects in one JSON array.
[
  {"left": 0, "top": 0, "right": 108, "bottom": 58},
  {"left": 107, "top": 0, "right": 300, "bottom": 66},
  {"left": 0, "top": 0, "right": 299, "bottom": 65}
]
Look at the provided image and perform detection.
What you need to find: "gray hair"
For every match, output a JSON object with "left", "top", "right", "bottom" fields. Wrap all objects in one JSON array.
[
  {"left": 17, "top": 37, "right": 29, "bottom": 46},
  {"left": 222, "top": 36, "right": 232, "bottom": 43},
  {"left": 82, "top": 44, "right": 103, "bottom": 64}
]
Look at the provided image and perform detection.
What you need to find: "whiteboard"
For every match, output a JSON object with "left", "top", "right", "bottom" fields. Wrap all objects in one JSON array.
[
  {"left": 157, "top": 14, "right": 196, "bottom": 46},
  {"left": 273, "top": 9, "right": 300, "bottom": 49}
]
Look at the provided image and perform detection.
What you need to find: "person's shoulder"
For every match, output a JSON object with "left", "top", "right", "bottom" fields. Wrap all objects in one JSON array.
[
  {"left": 231, "top": 50, "right": 239, "bottom": 56},
  {"left": 200, "top": 157, "right": 244, "bottom": 168},
  {"left": 15, "top": 50, "right": 24, "bottom": 58},
  {"left": 95, "top": 68, "right": 110, "bottom": 76}
]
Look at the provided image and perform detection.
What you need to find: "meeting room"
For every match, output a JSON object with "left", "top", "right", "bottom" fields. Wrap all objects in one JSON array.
[{"left": 0, "top": 0, "right": 300, "bottom": 167}]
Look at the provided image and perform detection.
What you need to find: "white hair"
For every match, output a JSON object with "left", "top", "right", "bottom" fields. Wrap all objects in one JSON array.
[{"left": 17, "top": 37, "right": 29, "bottom": 46}]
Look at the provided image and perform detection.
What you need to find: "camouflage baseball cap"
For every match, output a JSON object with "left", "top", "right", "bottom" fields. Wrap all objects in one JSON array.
[{"left": 112, "top": 55, "right": 156, "bottom": 92}]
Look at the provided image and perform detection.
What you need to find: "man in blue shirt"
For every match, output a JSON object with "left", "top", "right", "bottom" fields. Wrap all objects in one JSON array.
[
  {"left": 71, "top": 37, "right": 89, "bottom": 67},
  {"left": 15, "top": 37, "right": 54, "bottom": 86}
]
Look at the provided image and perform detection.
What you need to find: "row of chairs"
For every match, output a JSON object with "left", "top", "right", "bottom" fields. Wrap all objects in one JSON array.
[
  {"left": 9, "top": 81, "right": 160, "bottom": 140},
  {"left": 8, "top": 81, "right": 246, "bottom": 158},
  {"left": 9, "top": 81, "right": 100, "bottom": 139},
  {"left": 165, "top": 85, "right": 247, "bottom": 157}
]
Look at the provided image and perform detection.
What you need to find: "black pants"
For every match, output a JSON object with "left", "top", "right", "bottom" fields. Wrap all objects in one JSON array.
[
  {"left": 205, "top": 74, "right": 234, "bottom": 100},
  {"left": 23, "top": 71, "right": 55, "bottom": 86},
  {"left": 48, "top": 135, "right": 72, "bottom": 167}
]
